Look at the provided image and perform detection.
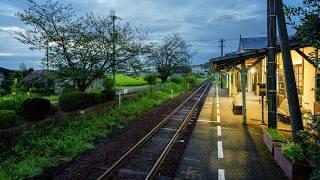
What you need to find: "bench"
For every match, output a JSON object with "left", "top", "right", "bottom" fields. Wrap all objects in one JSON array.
[
  {"left": 277, "top": 99, "right": 311, "bottom": 123},
  {"left": 232, "top": 96, "right": 242, "bottom": 115}
]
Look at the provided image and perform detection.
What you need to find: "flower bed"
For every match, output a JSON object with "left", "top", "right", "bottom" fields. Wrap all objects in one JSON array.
[
  {"left": 273, "top": 144, "right": 313, "bottom": 180},
  {"left": 263, "top": 128, "right": 287, "bottom": 155}
]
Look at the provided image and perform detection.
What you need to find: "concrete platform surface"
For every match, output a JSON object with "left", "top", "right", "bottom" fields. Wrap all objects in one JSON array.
[{"left": 175, "top": 85, "right": 287, "bottom": 180}]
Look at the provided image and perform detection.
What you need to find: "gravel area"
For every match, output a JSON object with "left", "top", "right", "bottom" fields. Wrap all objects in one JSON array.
[{"left": 32, "top": 91, "right": 193, "bottom": 180}]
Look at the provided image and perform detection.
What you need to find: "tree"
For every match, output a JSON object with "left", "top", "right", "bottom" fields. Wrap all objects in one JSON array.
[
  {"left": 16, "top": 0, "right": 149, "bottom": 91},
  {"left": 110, "top": 20, "right": 150, "bottom": 82},
  {"left": 286, "top": 1, "right": 320, "bottom": 178},
  {"left": 149, "top": 34, "right": 191, "bottom": 83},
  {"left": 286, "top": 0, "right": 320, "bottom": 63},
  {"left": 19, "top": 70, "right": 55, "bottom": 93},
  {"left": 144, "top": 73, "right": 157, "bottom": 85}
]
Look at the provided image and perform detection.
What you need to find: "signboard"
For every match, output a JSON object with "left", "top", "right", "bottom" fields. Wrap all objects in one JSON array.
[{"left": 259, "top": 83, "right": 266, "bottom": 96}]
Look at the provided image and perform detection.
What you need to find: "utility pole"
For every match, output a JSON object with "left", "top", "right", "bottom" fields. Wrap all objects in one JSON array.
[
  {"left": 111, "top": 10, "right": 117, "bottom": 84},
  {"left": 219, "top": 38, "right": 225, "bottom": 57},
  {"left": 276, "top": 0, "right": 303, "bottom": 142},
  {"left": 219, "top": 39, "right": 225, "bottom": 88},
  {"left": 267, "top": 0, "right": 277, "bottom": 128}
]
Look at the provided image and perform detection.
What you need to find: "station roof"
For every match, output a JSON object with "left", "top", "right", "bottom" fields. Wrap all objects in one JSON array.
[
  {"left": 238, "top": 37, "right": 268, "bottom": 52},
  {"left": 210, "top": 40, "right": 302, "bottom": 69}
]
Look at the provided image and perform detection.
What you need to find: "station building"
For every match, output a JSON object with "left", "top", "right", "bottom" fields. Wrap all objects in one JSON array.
[{"left": 211, "top": 36, "right": 319, "bottom": 127}]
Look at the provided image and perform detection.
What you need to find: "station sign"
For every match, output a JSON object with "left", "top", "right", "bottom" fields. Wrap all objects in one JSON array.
[{"left": 259, "top": 83, "right": 266, "bottom": 96}]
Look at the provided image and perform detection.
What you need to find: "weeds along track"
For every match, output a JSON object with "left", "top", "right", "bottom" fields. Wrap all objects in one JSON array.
[{"left": 97, "top": 80, "right": 212, "bottom": 180}]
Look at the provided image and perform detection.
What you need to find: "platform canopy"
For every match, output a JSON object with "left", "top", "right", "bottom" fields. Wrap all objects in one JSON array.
[{"left": 210, "top": 39, "right": 302, "bottom": 70}]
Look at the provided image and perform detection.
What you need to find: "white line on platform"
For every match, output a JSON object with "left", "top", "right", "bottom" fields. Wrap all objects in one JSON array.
[
  {"left": 217, "top": 126, "right": 222, "bottom": 136},
  {"left": 217, "top": 108, "right": 220, "bottom": 114},
  {"left": 217, "top": 115, "right": 220, "bottom": 122},
  {"left": 217, "top": 104, "right": 220, "bottom": 108},
  {"left": 217, "top": 141, "right": 224, "bottom": 159},
  {"left": 184, "top": 158, "right": 200, "bottom": 162},
  {"left": 197, "top": 120, "right": 219, "bottom": 123},
  {"left": 218, "top": 169, "right": 225, "bottom": 180}
]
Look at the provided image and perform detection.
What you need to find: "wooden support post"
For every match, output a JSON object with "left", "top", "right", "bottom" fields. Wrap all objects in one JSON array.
[
  {"left": 276, "top": 0, "right": 304, "bottom": 142},
  {"left": 233, "top": 69, "right": 236, "bottom": 95},
  {"left": 241, "top": 60, "right": 247, "bottom": 125},
  {"left": 229, "top": 72, "right": 232, "bottom": 97},
  {"left": 267, "top": 0, "right": 277, "bottom": 128}
]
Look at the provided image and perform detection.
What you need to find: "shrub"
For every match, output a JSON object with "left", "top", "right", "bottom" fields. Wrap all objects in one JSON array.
[
  {"left": 281, "top": 143, "right": 304, "bottom": 163},
  {"left": 185, "top": 75, "right": 197, "bottom": 86},
  {"left": 297, "top": 114, "right": 320, "bottom": 179},
  {"left": 0, "top": 95, "right": 28, "bottom": 112},
  {"left": 144, "top": 73, "right": 157, "bottom": 85},
  {"left": 61, "top": 85, "right": 77, "bottom": 95},
  {"left": 0, "top": 110, "right": 18, "bottom": 129},
  {"left": 59, "top": 92, "right": 88, "bottom": 112},
  {"left": 101, "top": 89, "right": 116, "bottom": 101},
  {"left": 86, "top": 92, "right": 102, "bottom": 105},
  {"left": 19, "top": 98, "right": 52, "bottom": 121},
  {"left": 0, "top": 76, "right": 14, "bottom": 95},
  {"left": 103, "top": 77, "right": 114, "bottom": 89},
  {"left": 170, "top": 76, "right": 184, "bottom": 84}
]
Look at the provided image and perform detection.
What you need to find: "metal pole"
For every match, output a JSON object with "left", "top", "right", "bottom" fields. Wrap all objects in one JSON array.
[
  {"left": 267, "top": 0, "right": 277, "bottom": 128},
  {"left": 276, "top": 0, "right": 304, "bottom": 141}
]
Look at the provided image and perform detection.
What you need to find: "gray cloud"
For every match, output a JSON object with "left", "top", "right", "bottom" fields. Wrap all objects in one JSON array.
[{"left": 0, "top": 0, "right": 300, "bottom": 68}]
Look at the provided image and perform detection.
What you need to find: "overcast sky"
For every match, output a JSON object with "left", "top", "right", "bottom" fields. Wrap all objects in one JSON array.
[{"left": 0, "top": 0, "right": 301, "bottom": 69}]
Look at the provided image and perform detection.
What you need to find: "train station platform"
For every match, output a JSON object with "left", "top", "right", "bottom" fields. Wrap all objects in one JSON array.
[{"left": 174, "top": 84, "right": 287, "bottom": 180}]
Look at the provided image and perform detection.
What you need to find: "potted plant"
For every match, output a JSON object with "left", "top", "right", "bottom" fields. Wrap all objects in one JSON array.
[
  {"left": 263, "top": 128, "right": 287, "bottom": 154},
  {"left": 273, "top": 142, "right": 313, "bottom": 180}
]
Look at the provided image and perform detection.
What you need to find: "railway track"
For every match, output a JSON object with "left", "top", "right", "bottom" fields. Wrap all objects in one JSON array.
[{"left": 97, "top": 80, "right": 212, "bottom": 180}]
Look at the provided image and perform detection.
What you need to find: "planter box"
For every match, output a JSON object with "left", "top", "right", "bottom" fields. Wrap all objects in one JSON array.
[
  {"left": 263, "top": 128, "right": 285, "bottom": 155},
  {"left": 274, "top": 145, "right": 313, "bottom": 180}
]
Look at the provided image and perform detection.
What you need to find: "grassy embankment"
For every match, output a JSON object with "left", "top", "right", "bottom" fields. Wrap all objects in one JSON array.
[{"left": 0, "top": 80, "right": 195, "bottom": 180}]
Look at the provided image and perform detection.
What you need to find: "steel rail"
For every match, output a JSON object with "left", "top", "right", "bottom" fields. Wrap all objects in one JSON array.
[
  {"left": 97, "top": 79, "right": 212, "bottom": 180},
  {"left": 145, "top": 81, "right": 211, "bottom": 179}
]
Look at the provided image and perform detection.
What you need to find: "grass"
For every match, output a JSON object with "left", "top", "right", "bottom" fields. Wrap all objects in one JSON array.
[
  {"left": 115, "top": 74, "right": 161, "bottom": 86},
  {"left": 0, "top": 81, "right": 192, "bottom": 180},
  {"left": 265, "top": 128, "right": 287, "bottom": 142},
  {"left": 41, "top": 95, "right": 60, "bottom": 102}
]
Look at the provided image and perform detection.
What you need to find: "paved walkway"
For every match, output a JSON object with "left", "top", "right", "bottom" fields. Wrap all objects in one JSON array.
[{"left": 175, "top": 84, "right": 287, "bottom": 180}]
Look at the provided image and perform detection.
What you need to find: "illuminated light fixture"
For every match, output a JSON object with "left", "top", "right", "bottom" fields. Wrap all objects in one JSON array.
[{"left": 250, "top": 67, "right": 256, "bottom": 73}]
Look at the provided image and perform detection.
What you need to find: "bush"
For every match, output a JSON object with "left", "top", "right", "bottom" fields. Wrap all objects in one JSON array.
[
  {"left": 0, "top": 95, "right": 28, "bottom": 112},
  {"left": 103, "top": 77, "right": 114, "bottom": 89},
  {"left": 0, "top": 110, "right": 18, "bottom": 129},
  {"left": 101, "top": 89, "right": 116, "bottom": 101},
  {"left": 185, "top": 75, "right": 197, "bottom": 86},
  {"left": 0, "top": 76, "right": 14, "bottom": 95},
  {"left": 86, "top": 92, "right": 102, "bottom": 105},
  {"left": 59, "top": 92, "right": 88, "bottom": 112},
  {"left": 170, "top": 76, "right": 184, "bottom": 84},
  {"left": 144, "top": 73, "right": 157, "bottom": 85},
  {"left": 19, "top": 98, "right": 52, "bottom": 121},
  {"left": 61, "top": 85, "right": 77, "bottom": 95},
  {"left": 281, "top": 143, "right": 304, "bottom": 163}
]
